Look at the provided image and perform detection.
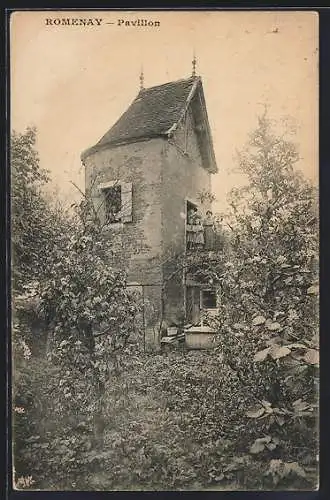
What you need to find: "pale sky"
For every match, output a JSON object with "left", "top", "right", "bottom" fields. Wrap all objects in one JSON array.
[{"left": 10, "top": 10, "right": 318, "bottom": 212}]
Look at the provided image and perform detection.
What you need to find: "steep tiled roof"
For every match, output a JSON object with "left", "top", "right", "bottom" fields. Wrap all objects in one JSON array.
[
  {"left": 81, "top": 75, "right": 217, "bottom": 173},
  {"left": 82, "top": 77, "right": 197, "bottom": 156},
  {"left": 98, "top": 77, "right": 197, "bottom": 148}
]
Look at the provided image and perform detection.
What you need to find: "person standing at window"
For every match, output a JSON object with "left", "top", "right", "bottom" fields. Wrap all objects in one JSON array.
[
  {"left": 187, "top": 206, "right": 204, "bottom": 249},
  {"left": 192, "top": 207, "right": 205, "bottom": 249},
  {"left": 203, "top": 210, "right": 215, "bottom": 250},
  {"left": 186, "top": 207, "right": 195, "bottom": 249}
]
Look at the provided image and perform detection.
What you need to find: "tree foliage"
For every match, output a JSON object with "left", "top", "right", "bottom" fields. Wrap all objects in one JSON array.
[
  {"left": 11, "top": 127, "right": 52, "bottom": 290},
  {"left": 210, "top": 112, "right": 319, "bottom": 487},
  {"left": 11, "top": 115, "right": 318, "bottom": 490},
  {"left": 12, "top": 127, "right": 142, "bottom": 488}
]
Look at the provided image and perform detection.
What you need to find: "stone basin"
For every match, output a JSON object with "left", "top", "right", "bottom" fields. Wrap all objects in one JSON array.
[{"left": 184, "top": 326, "right": 218, "bottom": 349}]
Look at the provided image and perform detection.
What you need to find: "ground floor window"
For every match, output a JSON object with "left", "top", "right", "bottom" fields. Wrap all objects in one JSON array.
[
  {"left": 185, "top": 286, "right": 218, "bottom": 324},
  {"left": 201, "top": 289, "right": 217, "bottom": 309}
]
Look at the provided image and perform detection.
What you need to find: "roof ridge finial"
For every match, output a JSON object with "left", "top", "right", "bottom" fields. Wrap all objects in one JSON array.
[
  {"left": 192, "top": 49, "right": 197, "bottom": 77},
  {"left": 139, "top": 65, "right": 144, "bottom": 90}
]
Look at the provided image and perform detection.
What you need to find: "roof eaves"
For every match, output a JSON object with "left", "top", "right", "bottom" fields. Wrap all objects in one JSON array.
[{"left": 194, "top": 84, "right": 218, "bottom": 174}]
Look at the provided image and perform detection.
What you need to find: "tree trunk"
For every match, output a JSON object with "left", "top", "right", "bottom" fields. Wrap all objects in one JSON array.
[{"left": 91, "top": 379, "right": 106, "bottom": 451}]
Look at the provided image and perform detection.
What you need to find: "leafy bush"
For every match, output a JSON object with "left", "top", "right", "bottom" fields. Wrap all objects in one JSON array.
[
  {"left": 11, "top": 127, "right": 54, "bottom": 291},
  {"left": 11, "top": 116, "right": 318, "bottom": 491},
  {"left": 209, "top": 112, "right": 319, "bottom": 488},
  {"left": 11, "top": 128, "right": 143, "bottom": 489}
]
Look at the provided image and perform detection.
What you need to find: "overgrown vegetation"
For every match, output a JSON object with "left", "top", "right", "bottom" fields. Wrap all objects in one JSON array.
[
  {"left": 11, "top": 114, "right": 318, "bottom": 490},
  {"left": 211, "top": 112, "right": 319, "bottom": 488},
  {"left": 12, "top": 127, "right": 142, "bottom": 489}
]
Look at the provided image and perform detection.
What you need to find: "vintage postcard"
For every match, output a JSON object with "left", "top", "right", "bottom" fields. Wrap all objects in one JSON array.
[{"left": 10, "top": 10, "right": 319, "bottom": 491}]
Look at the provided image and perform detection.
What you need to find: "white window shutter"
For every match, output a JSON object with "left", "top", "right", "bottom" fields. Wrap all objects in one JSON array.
[{"left": 121, "top": 182, "right": 133, "bottom": 223}]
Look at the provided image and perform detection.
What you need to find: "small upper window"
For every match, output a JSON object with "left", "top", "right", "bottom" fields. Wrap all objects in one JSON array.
[
  {"left": 99, "top": 180, "right": 133, "bottom": 224},
  {"left": 104, "top": 185, "right": 121, "bottom": 223},
  {"left": 201, "top": 289, "right": 217, "bottom": 309}
]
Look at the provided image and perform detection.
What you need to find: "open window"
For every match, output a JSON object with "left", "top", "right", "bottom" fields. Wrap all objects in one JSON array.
[
  {"left": 104, "top": 185, "right": 121, "bottom": 223},
  {"left": 186, "top": 200, "right": 205, "bottom": 251},
  {"left": 99, "top": 180, "right": 133, "bottom": 224}
]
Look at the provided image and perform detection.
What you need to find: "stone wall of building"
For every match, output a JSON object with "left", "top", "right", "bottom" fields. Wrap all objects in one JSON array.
[
  {"left": 161, "top": 108, "right": 212, "bottom": 325},
  {"left": 83, "top": 108, "right": 214, "bottom": 339},
  {"left": 84, "top": 139, "right": 165, "bottom": 284},
  {"left": 84, "top": 139, "right": 165, "bottom": 344}
]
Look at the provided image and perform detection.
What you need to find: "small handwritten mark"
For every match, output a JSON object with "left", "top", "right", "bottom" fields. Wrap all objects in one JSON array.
[{"left": 266, "top": 27, "right": 279, "bottom": 34}]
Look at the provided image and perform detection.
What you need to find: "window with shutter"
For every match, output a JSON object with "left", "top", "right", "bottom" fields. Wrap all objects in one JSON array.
[
  {"left": 121, "top": 182, "right": 133, "bottom": 223},
  {"left": 99, "top": 180, "right": 132, "bottom": 224}
]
